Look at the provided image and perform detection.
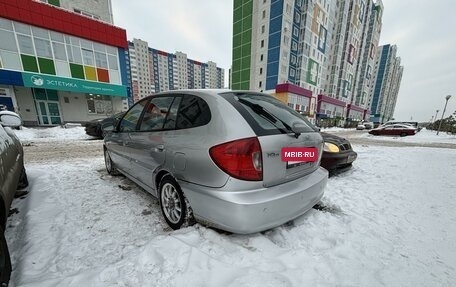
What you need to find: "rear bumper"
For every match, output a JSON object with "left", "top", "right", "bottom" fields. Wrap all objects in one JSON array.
[
  {"left": 321, "top": 151, "right": 357, "bottom": 171},
  {"left": 179, "top": 167, "right": 328, "bottom": 234}
]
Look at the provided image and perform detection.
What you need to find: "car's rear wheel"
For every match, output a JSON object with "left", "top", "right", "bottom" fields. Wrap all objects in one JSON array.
[
  {"left": 400, "top": 132, "right": 407, "bottom": 137},
  {"left": 0, "top": 227, "right": 11, "bottom": 286},
  {"left": 104, "top": 149, "right": 120, "bottom": 175},
  {"left": 158, "top": 175, "right": 193, "bottom": 230}
]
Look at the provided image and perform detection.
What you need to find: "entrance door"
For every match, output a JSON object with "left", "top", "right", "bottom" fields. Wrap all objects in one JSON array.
[{"left": 36, "top": 100, "right": 62, "bottom": 125}]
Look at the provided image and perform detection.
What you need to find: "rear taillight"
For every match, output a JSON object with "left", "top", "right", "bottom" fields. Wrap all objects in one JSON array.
[{"left": 209, "top": 137, "right": 263, "bottom": 181}]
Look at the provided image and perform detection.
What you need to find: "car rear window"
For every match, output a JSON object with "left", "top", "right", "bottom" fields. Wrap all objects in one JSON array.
[{"left": 220, "top": 92, "right": 318, "bottom": 136}]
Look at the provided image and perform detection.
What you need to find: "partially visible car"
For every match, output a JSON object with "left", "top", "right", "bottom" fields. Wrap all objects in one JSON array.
[
  {"left": 363, "top": 121, "right": 374, "bottom": 129},
  {"left": 369, "top": 124, "right": 417, "bottom": 136},
  {"left": 83, "top": 112, "right": 124, "bottom": 138},
  {"left": 356, "top": 124, "right": 365, "bottom": 130},
  {"left": 382, "top": 121, "right": 418, "bottom": 128},
  {"left": 320, "top": 132, "right": 357, "bottom": 174},
  {"left": 0, "top": 111, "right": 28, "bottom": 285},
  {"left": 104, "top": 90, "right": 328, "bottom": 234}
]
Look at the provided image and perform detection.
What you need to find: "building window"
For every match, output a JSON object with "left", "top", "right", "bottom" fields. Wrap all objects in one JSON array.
[
  {"left": 52, "top": 42, "right": 66, "bottom": 60},
  {"left": 291, "top": 55, "right": 297, "bottom": 65},
  {"left": 34, "top": 38, "right": 52, "bottom": 58},
  {"left": 293, "top": 27, "right": 299, "bottom": 37},
  {"left": 290, "top": 68, "right": 295, "bottom": 77},
  {"left": 86, "top": 95, "right": 113, "bottom": 114},
  {"left": 0, "top": 30, "right": 17, "bottom": 52},
  {"left": 81, "top": 49, "right": 94, "bottom": 66},
  {"left": 260, "top": 54, "right": 263, "bottom": 61},
  {"left": 260, "top": 67, "right": 263, "bottom": 75},
  {"left": 17, "top": 34, "right": 35, "bottom": 55},
  {"left": 262, "top": 10, "right": 266, "bottom": 19},
  {"left": 261, "top": 40, "right": 264, "bottom": 48},
  {"left": 259, "top": 81, "right": 262, "bottom": 88},
  {"left": 261, "top": 25, "right": 265, "bottom": 34}
]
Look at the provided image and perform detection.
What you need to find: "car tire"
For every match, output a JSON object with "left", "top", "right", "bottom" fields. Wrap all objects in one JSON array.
[
  {"left": 0, "top": 227, "right": 11, "bottom": 286},
  {"left": 17, "top": 167, "right": 29, "bottom": 190},
  {"left": 400, "top": 132, "right": 407, "bottom": 137},
  {"left": 104, "top": 149, "right": 120, "bottom": 176},
  {"left": 158, "top": 175, "right": 193, "bottom": 230}
]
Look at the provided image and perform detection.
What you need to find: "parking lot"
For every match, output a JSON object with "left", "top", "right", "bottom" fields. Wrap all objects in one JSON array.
[{"left": 5, "top": 127, "right": 456, "bottom": 286}]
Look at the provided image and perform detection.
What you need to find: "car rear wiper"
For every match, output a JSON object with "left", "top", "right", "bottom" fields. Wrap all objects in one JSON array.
[{"left": 238, "top": 98, "right": 300, "bottom": 138}]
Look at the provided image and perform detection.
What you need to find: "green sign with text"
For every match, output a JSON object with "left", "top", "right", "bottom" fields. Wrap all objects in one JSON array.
[{"left": 21, "top": 72, "right": 127, "bottom": 97}]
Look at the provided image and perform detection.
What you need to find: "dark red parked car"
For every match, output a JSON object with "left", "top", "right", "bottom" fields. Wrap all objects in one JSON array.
[{"left": 369, "top": 124, "right": 418, "bottom": 136}]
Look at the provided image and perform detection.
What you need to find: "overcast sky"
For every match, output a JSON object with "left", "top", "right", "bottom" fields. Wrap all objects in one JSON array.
[{"left": 111, "top": 0, "right": 456, "bottom": 122}]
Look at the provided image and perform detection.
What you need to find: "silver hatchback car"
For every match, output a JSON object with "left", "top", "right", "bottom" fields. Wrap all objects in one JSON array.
[{"left": 104, "top": 90, "right": 328, "bottom": 234}]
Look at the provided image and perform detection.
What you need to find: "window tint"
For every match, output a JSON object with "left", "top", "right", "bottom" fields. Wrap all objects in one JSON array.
[
  {"left": 119, "top": 99, "right": 148, "bottom": 132},
  {"left": 139, "top": 96, "right": 174, "bottom": 131},
  {"left": 221, "top": 92, "right": 317, "bottom": 136},
  {"left": 176, "top": 95, "right": 211, "bottom": 129}
]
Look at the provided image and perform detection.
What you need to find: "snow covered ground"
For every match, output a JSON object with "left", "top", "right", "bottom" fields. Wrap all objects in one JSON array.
[{"left": 6, "top": 127, "right": 456, "bottom": 286}]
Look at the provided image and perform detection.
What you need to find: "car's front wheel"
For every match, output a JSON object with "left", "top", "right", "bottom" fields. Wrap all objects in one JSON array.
[
  {"left": 104, "top": 149, "right": 120, "bottom": 175},
  {"left": 159, "top": 175, "right": 193, "bottom": 230},
  {"left": 17, "top": 167, "right": 28, "bottom": 189}
]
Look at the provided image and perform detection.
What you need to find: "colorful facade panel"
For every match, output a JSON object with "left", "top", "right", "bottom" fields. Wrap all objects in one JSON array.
[{"left": 0, "top": 17, "right": 123, "bottom": 88}]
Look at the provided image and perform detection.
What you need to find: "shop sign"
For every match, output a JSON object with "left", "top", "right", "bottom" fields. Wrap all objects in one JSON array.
[{"left": 22, "top": 72, "right": 127, "bottom": 97}]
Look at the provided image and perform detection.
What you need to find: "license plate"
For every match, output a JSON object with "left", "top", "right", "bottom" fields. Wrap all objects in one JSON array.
[{"left": 286, "top": 161, "right": 312, "bottom": 169}]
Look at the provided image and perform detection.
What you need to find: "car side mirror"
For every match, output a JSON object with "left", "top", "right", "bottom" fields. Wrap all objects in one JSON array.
[
  {"left": 0, "top": 111, "right": 22, "bottom": 128},
  {"left": 112, "top": 120, "right": 121, "bottom": 133}
]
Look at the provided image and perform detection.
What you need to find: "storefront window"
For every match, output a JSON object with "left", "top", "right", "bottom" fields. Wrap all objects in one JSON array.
[{"left": 86, "top": 94, "right": 113, "bottom": 114}]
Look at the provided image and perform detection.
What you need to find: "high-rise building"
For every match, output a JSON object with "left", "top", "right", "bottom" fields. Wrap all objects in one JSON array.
[
  {"left": 0, "top": 0, "right": 129, "bottom": 126},
  {"left": 231, "top": 0, "right": 335, "bottom": 93},
  {"left": 231, "top": 0, "right": 337, "bottom": 118},
  {"left": 323, "top": 0, "right": 384, "bottom": 124},
  {"left": 38, "top": 0, "right": 114, "bottom": 23},
  {"left": 127, "top": 39, "right": 225, "bottom": 102},
  {"left": 370, "top": 44, "right": 403, "bottom": 123},
  {"left": 352, "top": 1, "right": 383, "bottom": 111},
  {"left": 231, "top": 0, "right": 387, "bottom": 125}
]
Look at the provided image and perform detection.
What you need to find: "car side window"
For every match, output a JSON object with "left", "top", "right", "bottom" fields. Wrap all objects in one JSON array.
[
  {"left": 118, "top": 98, "right": 149, "bottom": 132},
  {"left": 176, "top": 95, "right": 211, "bottom": 129},
  {"left": 163, "top": 97, "right": 182, "bottom": 130},
  {"left": 139, "top": 96, "right": 174, "bottom": 131}
]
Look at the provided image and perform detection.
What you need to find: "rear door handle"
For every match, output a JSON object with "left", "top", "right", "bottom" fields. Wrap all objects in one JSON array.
[{"left": 155, "top": 144, "right": 165, "bottom": 152}]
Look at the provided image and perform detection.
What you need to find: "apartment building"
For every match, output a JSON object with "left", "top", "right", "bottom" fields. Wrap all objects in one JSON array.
[
  {"left": 127, "top": 39, "right": 224, "bottom": 102},
  {"left": 370, "top": 44, "right": 403, "bottom": 124},
  {"left": 231, "top": 0, "right": 398, "bottom": 125}
]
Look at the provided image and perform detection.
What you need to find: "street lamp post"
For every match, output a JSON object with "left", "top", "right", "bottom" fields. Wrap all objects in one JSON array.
[{"left": 436, "top": 95, "right": 452, "bottom": 135}]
